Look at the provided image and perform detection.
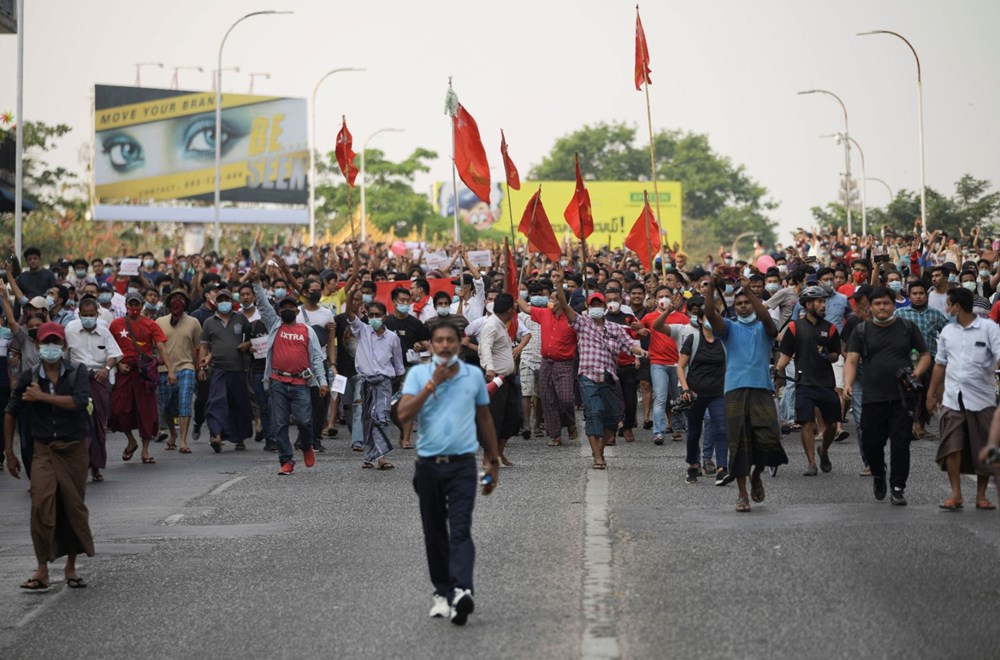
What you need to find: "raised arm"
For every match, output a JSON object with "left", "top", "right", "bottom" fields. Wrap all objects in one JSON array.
[
  {"left": 704, "top": 280, "right": 726, "bottom": 336},
  {"left": 550, "top": 270, "right": 576, "bottom": 325}
]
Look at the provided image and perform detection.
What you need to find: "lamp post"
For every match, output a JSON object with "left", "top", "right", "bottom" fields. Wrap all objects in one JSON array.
[
  {"left": 134, "top": 61, "right": 163, "bottom": 86},
  {"left": 799, "top": 89, "right": 852, "bottom": 235},
  {"left": 170, "top": 65, "right": 203, "bottom": 90},
  {"left": 360, "top": 128, "right": 404, "bottom": 243},
  {"left": 858, "top": 30, "right": 926, "bottom": 229},
  {"left": 309, "top": 67, "right": 364, "bottom": 246},
  {"left": 210, "top": 67, "right": 240, "bottom": 91},
  {"left": 824, "top": 133, "right": 868, "bottom": 236},
  {"left": 13, "top": 0, "right": 23, "bottom": 258},
  {"left": 730, "top": 231, "right": 759, "bottom": 263},
  {"left": 248, "top": 72, "right": 270, "bottom": 94},
  {"left": 214, "top": 10, "right": 293, "bottom": 253},
  {"left": 867, "top": 177, "right": 893, "bottom": 205}
]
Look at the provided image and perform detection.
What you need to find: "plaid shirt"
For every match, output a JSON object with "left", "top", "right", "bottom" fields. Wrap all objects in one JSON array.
[
  {"left": 570, "top": 313, "right": 638, "bottom": 382},
  {"left": 896, "top": 306, "right": 948, "bottom": 357}
]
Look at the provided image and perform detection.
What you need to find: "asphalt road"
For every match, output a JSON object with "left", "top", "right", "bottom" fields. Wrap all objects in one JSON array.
[{"left": 1, "top": 413, "right": 998, "bottom": 660}]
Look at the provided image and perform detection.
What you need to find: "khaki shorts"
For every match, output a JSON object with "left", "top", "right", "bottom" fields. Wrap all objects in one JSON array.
[{"left": 519, "top": 363, "right": 539, "bottom": 398}]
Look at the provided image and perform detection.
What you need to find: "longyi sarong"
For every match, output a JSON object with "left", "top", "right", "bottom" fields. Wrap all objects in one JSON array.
[
  {"left": 360, "top": 374, "right": 393, "bottom": 463},
  {"left": 206, "top": 369, "right": 254, "bottom": 443},
  {"left": 725, "top": 387, "right": 788, "bottom": 477},
  {"left": 109, "top": 367, "right": 159, "bottom": 440},
  {"left": 30, "top": 440, "right": 95, "bottom": 563}
]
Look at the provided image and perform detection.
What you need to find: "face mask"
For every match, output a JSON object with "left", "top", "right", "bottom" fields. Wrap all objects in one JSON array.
[
  {"left": 833, "top": 251, "right": 844, "bottom": 258},
  {"left": 853, "top": 272, "right": 866, "bottom": 284},
  {"left": 232, "top": 293, "right": 241, "bottom": 303},
  {"left": 127, "top": 287, "right": 139, "bottom": 295},
  {"left": 888, "top": 281, "right": 903, "bottom": 293},
  {"left": 362, "top": 293, "right": 373, "bottom": 304},
  {"left": 144, "top": 259, "right": 155, "bottom": 269},
  {"left": 279, "top": 309, "right": 297, "bottom": 324},
  {"left": 0, "top": 326, "right": 11, "bottom": 340},
  {"left": 452, "top": 295, "right": 460, "bottom": 304},
  {"left": 217, "top": 301, "right": 233, "bottom": 314},
  {"left": 587, "top": 307, "right": 606, "bottom": 319},
  {"left": 872, "top": 309, "right": 896, "bottom": 326},
  {"left": 27, "top": 328, "right": 38, "bottom": 340},
  {"left": 75, "top": 269, "right": 87, "bottom": 278},
  {"left": 80, "top": 316, "right": 98, "bottom": 330},
  {"left": 179, "top": 261, "right": 188, "bottom": 271},
  {"left": 519, "top": 290, "right": 528, "bottom": 300},
  {"left": 607, "top": 301, "right": 621, "bottom": 313},
  {"left": 979, "top": 269, "right": 991, "bottom": 279},
  {"left": 724, "top": 259, "right": 732, "bottom": 266},
  {"left": 144, "top": 301, "right": 158, "bottom": 310},
  {"left": 39, "top": 344, "right": 64, "bottom": 363},
  {"left": 273, "top": 288, "right": 287, "bottom": 300},
  {"left": 242, "top": 299, "right": 255, "bottom": 309},
  {"left": 765, "top": 283, "right": 780, "bottom": 294},
  {"left": 530, "top": 295, "right": 548, "bottom": 307},
  {"left": 454, "top": 286, "right": 463, "bottom": 296},
  {"left": 724, "top": 285, "right": 734, "bottom": 295},
  {"left": 657, "top": 297, "right": 670, "bottom": 309},
  {"left": 961, "top": 281, "right": 977, "bottom": 292},
  {"left": 737, "top": 313, "right": 756, "bottom": 324},
  {"left": 103, "top": 267, "right": 113, "bottom": 276},
  {"left": 778, "top": 265, "right": 787, "bottom": 275},
  {"left": 436, "top": 306, "right": 450, "bottom": 316},
  {"left": 396, "top": 304, "right": 412, "bottom": 315},
  {"left": 821, "top": 281, "right": 834, "bottom": 293},
  {"left": 559, "top": 259, "right": 568, "bottom": 267},
  {"left": 45, "top": 295, "right": 56, "bottom": 309},
  {"left": 485, "top": 302, "right": 494, "bottom": 315},
  {"left": 98, "top": 292, "right": 112, "bottom": 303},
  {"left": 0, "top": 269, "right": 6, "bottom": 277},
  {"left": 432, "top": 353, "right": 460, "bottom": 367},
  {"left": 947, "top": 274, "right": 957, "bottom": 283},
  {"left": 742, "top": 267, "right": 752, "bottom": 278},
  {"left": 307, "top": 292, "right": 321, "bottom": 304},
  {"left": 369, "top": 318, "right": 383, "bottom": 331}
]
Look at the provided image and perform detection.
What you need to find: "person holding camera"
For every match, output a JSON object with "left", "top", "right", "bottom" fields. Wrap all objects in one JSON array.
[
  {"left": 844, "top": 287, "right": 931, "bottom": 505},
  {"left": 926, "top": 287, "right": 1000, "bottom": 510}
]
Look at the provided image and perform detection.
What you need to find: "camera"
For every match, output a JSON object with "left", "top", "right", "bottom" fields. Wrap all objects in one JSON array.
[
  {"left": 896, "top": 366, "right": 923, "bottom": 411},
  {"left": 984, "top": 447, "right": 1000, "bottom": 465},
  {"left": 670, "top": 393, "right": 697, "bottom": 416}
]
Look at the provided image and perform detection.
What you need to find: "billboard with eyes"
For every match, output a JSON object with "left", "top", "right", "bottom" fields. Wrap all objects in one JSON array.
[{"left": 93, "top": 84, "right": 308, "bottom": 205}]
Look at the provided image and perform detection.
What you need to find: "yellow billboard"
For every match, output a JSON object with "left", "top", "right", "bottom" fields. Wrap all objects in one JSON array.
[{"left": 434, "top": 179, "right": 682, "bottom": 249}]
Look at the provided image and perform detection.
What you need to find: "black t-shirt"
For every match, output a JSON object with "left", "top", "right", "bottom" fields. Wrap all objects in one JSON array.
[
  {"left": 778, "top": 317, "right": 841, "bottom": 388},
  {"left": 16, "top": 268, "right": 56, "bottom": 299},
  {"left": 680, "top": 331, "right": 726, "bottom": 397},
  {"left": 847, "top": 318, "right": 927, "bottom": 404},
  {"left": 384, "top": 313, "right": 429, "bottom": 354},
  {"left": 334, "top": 313, "right": 359, "bottom": 378},
  {"left": 247, "top": 318, "right": 269, "bottom": 373},
  {"left": 842, "top": 313, "right": 861, "bottom": 347}
]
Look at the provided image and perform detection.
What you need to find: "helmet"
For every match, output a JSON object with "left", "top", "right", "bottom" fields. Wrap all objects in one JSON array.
[{"left": 799, "top": 286, "right": 829, "bottom": 303}]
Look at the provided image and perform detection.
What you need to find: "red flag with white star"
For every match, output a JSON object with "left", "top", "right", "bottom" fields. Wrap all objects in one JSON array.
[{"left": 335, "top": 117, "right": 359, "bottom": 187}]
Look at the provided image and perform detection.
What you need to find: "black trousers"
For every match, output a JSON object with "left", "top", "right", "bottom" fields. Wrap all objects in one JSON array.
[
  {"left": 310, "top": 386, "right": 329, "bottom": 439},
  {"left": 617, "top": 364, "right": 639, "bottom": 430},
  {"left": 193, "top": 376, "right": 209, "bottom": 429},
  {"left": 489, "top": 374, "right": 522, "bottom": 440},
  {"left": 860, "top": 400, "right": 912, "bottom": 489},
  {"left": 413, "top": 457, "right": 477, "bottom": 598}
]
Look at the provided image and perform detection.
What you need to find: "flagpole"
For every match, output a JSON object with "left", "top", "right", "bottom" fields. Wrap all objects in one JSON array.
[
  {"left": 447, "top": 77, "right": 461, "bottom": 244},
  {"left": 504, "top": 184, "right": 519, "bottom": 286},
  {"left": 644, "top": 191, "right": 654, "bottom": 274},
  {"left": 519, "top": 185, "right": 542, "bottom": 284},
  {"left": 637, "top": 4, "right": 667, "bottom": 283}
]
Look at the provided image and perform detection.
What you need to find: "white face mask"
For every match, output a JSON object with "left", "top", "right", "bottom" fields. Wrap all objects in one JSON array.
[
  {"left": 778, "top": 265, "right": 788, "bottom": 275},
  {"left": 657, "top": 297, "right": 671, "bottom": 310},
  {"left": 607, "top": 301, "right": 621, "bottom": 313},
  {"left": 432, "top": 353, "right": 459, "bottom": 367},
  {"left": 485, "top": 302, "right": 495, "bottom": 314},
  {"left": 961, "top": 281, "right": 977, "bottom": 292}
]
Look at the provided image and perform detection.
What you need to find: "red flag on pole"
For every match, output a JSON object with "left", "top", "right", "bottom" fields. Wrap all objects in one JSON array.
[
  {"left": 500, "top": 130, "right": 520, "bottom": 190},
  {"left": 625, "top": 191, "right": 661, "bottom": 271},
  {"left": 634, "top": 8, "right": 652, "bottom": 91},
  {"left": 453, "top": 103, "right": 491, "bottom": 204},
  {"left": 336, "top": 117, "right": 359, "bottom": 186},
  {"left": 504, "top": 238, "right": 518, "bottom": 340},
  {"left": 564, "top": 153, "right": 594, "bottom": 240},
  {"left": 517, "top": 188, "right": 561, "bottom": 264}
]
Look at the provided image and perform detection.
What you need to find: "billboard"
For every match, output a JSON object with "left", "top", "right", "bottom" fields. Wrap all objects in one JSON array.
[
  {"left": 434, "top": 179, "right": 682, "bottom": 249},
  {"left": 94, "top": 84, "right": 308, "bottom": 205}
]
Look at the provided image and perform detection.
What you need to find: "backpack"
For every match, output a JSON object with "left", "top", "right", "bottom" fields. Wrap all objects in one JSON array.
[{"left": 688, "top": 326, "right": 726, "bottom": 367}]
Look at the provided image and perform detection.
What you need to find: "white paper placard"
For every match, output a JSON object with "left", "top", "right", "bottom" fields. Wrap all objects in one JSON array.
[
  {"left": 332, "top": 374, "right": 348, "bottom": 394},
  {"left": 250, "top": 336, "right": 269, "bottom": 360},
  {"left": 425, "top": 251, "right": 450, "bottom": 271},
  {"left": 467, "top": 250, "right": 493, "bottom": 267},
  {"left": 119, "top": 258, "right": 141, "bottom": 276}
]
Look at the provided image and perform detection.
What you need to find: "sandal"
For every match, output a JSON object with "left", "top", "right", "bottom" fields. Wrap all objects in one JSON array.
[
  {"left": 735, "top": 497, "right": 751, "bottom": 513},
  {"left": 165, "top": 443, "right": 177, "bottom": 451},
  {"left": 141, "top": 456, "right": 156, "bottom": 464},
  {"left": 547, "top": 439, "right": 562, "bottom": 447},
  {"left": 122, "top": 445, "right": 137, "bottom": 462},
  {"left": 592, "top": 462, "right": 606, "bottom": 470},
  {"left": 938, "top": 497, "right": 963, "bottom": 511},
  {"left": 750, "top": 475, "right": 765, "bottom": 503},
  {"left": 362, "top": 462, "right": 374, "bottom": 469},
  {"left": 179, "top": 447, "right": 192, "bottom": 454},
  {"left": 20, "top": 577, "right": 49, "bottom": 590},
  {"left": 376, "top": 462, "right": 395, "bottom": 471},
  {"left": 859, "top": 467, "right": 872, "bottom": 477},
  {"left": 66, "top": 577, "right": 88, "bottom": 589},
  {"left": 605, "top": 439, "right": 617, "bottom": 447},
  {"left": 976, "top": 499, "right": 996, "bottom": 510},
  {"left": 91, "top": 470, "right": 104, "bottom": 482}
]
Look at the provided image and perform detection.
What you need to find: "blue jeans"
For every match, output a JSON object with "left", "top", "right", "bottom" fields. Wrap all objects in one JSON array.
[
  {"left": 579, "top": 375, "right": 620, "bottom": 438},
  {"left": 779, "top": 359, "right": 796, "bottom": 423},
  {"left": 650, "top": 365, "right": 679, "bottom": 435},
  {"left": 687, "top": 396, "right": 726, "bottom": 468},
  {"left": 270, "top": 379, "right": 312, "bottom": 465},
  {"left": 251, "top": 372, "right": 273, "bottom": 442}
]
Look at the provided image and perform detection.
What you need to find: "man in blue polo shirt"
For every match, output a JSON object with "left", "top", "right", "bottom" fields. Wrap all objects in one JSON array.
[{"left": 397, "top": 320, "right": 500, "bottom": 627}]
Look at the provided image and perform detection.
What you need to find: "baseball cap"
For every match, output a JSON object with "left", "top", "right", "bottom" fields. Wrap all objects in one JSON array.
[
  {"left": 28, "top": 296, "right": 48, "bottom": 309},
  {"left": 125, "top": 291, "right": 144, "bottom": 305},
  {"left": 36, "top": 322, "right": 66, "bottom": 343},
  {"left": 587, "top": 292, "right": 606, "bottom": 305}
]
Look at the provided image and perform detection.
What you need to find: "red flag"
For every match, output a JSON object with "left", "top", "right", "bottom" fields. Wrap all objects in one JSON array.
[
  {"left": 634, "top": 10, "right": 652, "bottom": 91},
  {"left": 504, "top": 239, "right": 518, "bottom": 341},
  {"left": 564, "top": 153, "right": 594, "bottom": 240},
  {"left": 335, "top": 118, "right": 359, "bottom": 186},
  {"left": 500, "top": 130, "right": 520, "bottom": 190},
  {"left": 517, "top": 188, "right": 561, "bottom": 264},
  {"left": 453, "top": 103, "right": 491, "bottom": 204},
  {"left": 625, "top": 191, "right": 661, "bottom": 271}
]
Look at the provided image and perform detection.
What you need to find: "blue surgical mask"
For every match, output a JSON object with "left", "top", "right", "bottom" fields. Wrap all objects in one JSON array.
[
  {"left": 432, "top": 353, "right": 460, "bottom": 367},
  {"left": 75, "top": 269, "right": 87, "bottom": 279},
  {"left": 98, "top": 292, "right": 112, "bottom": 303},
  {"left": 437, "top": 306, "right": 450, "bottom": 316},
  {"left": 743, "top": 267, "right": 752, "bottom": 278},
  {"left": 888, "top": 281, "right": 903, "bottom": 293},
  {"left": 233, "top": 293, "right": 241, "bottom": 303},
  {"left": 179, "top": 261, "right": 188, "bottom": 271},
  {"left": 274, "top": 288, "right": 287, "bottom": 299},
  {"left": 452, "top": 295, "right": 460, "bottom": 304},
  {"left": 369, "top": 317, "right": 383, "bottom": 331},
  {"left": 724, "top": 285, "right": 734, "bottom": 295},
  {"left": 80, "top": 316, "right": 98, "bottom": 330},
  {"left": 103, "top": 266, "right": 112, "bottom": 276},
  {"left": 765, "top": 283, "right": 780, "bottom": 294},
  {"left": 39, "top": 344, "right": 64, "bottom": 363},
  {"left": 144, "top": 259, "right": 155, "bottom": 268},
  {"left": 872, "top": 309, "right": 897, "bottom": 326},
  {"left": 519, "top": 290, "right": 528, "bottom": 300},
  {"left": 737, "top": 314, "right": 757, "bottom": 324},
  {"left": 588, "top": 307, "right": 607, "bottom": 319},
  {"left": 530, "top": 295, "right": 548, "bottom": 307},
  {"left": 0, "top": 326, "right": 11, "bottom": 341},
  {"left": 455, "top": 286, "right": 463, "bottom": 296},
  {"left": 362, "top": 294, "right": 374, "bottom": 304},
  {"left": 144, "top": 301, "right": 158, "bottom": 311},
  {"left": 979, "top": 269, "right": 990, "bottom": 279},
  {"left": 45, "top": 295, "right": 56, "bottom": 309},
  {"left": 947, "top": 274, "right": 957, "bottom": 283},
  {"left": 395, "top": 304, "right": 411, "bottom": 315},
  {"left": 217, "top": 301, "right": 233, "bottom": 314}
]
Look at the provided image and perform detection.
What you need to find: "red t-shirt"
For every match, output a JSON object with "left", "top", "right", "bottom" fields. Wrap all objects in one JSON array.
[
  {"left": 989, "top": 300, "right": 1000, "bottom": 325},
  {"left": 530, "top": 307, "right": 577, "bottom": 361},
  {"left": 271, "top": 323, "right": 310, "bottom": 385},
  {"left": 110, "top": 315, "right": 167, "bottom": 360},
  {"left": 640, "top": 311, "right": 686, "bottom": 366}
]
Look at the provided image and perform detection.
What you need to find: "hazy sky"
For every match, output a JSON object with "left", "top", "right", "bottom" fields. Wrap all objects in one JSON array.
[{"left": 1, "top": 0, "right": 998, "bottom": 244}]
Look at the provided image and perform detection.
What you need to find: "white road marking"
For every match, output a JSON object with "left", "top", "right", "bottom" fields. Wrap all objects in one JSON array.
[
  {"left": 580, "top": 441, "right": 620, "bottom": 659},
  {"left": 163, "top": 514, "right": 185, "bottom": 525},
  {"left": 210, "top": 475, "right": 245, "bottom": 496}
]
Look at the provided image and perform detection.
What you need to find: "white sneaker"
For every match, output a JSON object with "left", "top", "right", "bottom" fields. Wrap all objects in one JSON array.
[
  {"left": 429, "top": 594, "right": 450, "bottom": 618},
  {"left": 450, "top": 588, "right": 475, "bottom": 626}
]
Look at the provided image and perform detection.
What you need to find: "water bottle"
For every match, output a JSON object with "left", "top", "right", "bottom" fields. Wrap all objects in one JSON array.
[{"left": 479, "top": 470, "right": 494, "bottom": 494}]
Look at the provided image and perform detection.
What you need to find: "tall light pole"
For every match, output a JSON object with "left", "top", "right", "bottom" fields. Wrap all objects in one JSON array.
[
  {"left": 170, "top": 65, "right": 203, "bottom": 90},
  {"left": 858, "top": 30, "right": 926, "bottom": 230},
  {"left": 867, "top": 177, "right": 893, "bottom": 205},
  {"left": 134, "top": 61, "right": 163, "bottom": 87},
  {"left": 360, "top": 128, "right": 404, "bottom": 243},
  {"left": 825, "top": 133, "right": 868, "bottom": 236},
  {"left": 210, "top": 67, "right": 240, "bottom": 91},
  {"left": 13, "top": 0, "right": 23, "bottom": 258},
  {"left": 309, "top": 67, "right": 364, "bottom": 246},
  {"left": 214, "top": 10, "right": 292, "bottom": 253},
  {"left": 799, "top": 89, "right": 852, "bottom": 235},
  {"left": 248, "top": 72, "right": 270, "bottom": 94}
]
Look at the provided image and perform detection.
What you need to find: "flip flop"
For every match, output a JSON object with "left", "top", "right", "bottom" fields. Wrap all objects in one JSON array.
[
  {"left": 20, "top": 578, "right": 49, "bottom": 590},
  {"left": 735, "top": 498, "right": 751, "bottom": 513},
  {"left": 179, "top": 447, "right": 192, "bottom": 454},
  {"left": 362, "top": 462, "right": 375, "bottom": 469},
  {"left": 750, "top": 476, "right": 765, "bottom": 503},
  {"left": 165, "top": 444, "right": 177, "bottom": 451},
  {"left": 210, "top": 439, "right": 222, "bottom": 453},
  {"left": 938, "top": 497, "right": 963, "bottom": 511},
  {"left": 547, "top": 439, "right": 562, "bottom": 447},
  {"left": 976, "top": 499, "right": 996, "bottom": 510},
  {"left": 122, "top": 446, "right": 137, "bottom": 462},
  {"left": 376, "top": 462, "right": 395, "bottom": 470},
  {"left": 592, "top": 462, "right": 606, "bottom": 470},
  {"left": 141, "top": 456, "right": 156, "bottom": 464},
  {"left": 91, "top": 472, "right": 104, "bottom": 482},
  {"left": 66, "top": 577, "right": 87, "bottom": 589}
]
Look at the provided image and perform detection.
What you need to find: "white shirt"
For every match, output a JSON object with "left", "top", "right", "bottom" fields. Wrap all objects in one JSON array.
[
  {"left": 451, "top": 277, "right": 486, "bottom": 323},
  {"left": 296, "top": 305, "right": 334, "bottom": 328},
  {"left": 478, "top": 314, "right": 516, "bottom": 376},
  {"left": 928, "top": 290, "right": 949, "bottom": 316},
  {"left": 934, "top": 316, "right": 1000, "bottom": 411},
  {"left": 65, "top": 318, "right": 123, "bottom": 383}
]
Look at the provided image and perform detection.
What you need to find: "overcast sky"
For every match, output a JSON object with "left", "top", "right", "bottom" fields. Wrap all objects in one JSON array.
[{"left": 1, "top": 0, "right": 998, "bottom": 244}]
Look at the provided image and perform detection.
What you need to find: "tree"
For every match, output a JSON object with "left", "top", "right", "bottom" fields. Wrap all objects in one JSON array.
[{"left": 529, "top": 121, "right": 779, "bottom": 250}]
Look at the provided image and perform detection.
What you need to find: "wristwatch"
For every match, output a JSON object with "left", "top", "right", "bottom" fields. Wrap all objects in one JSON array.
[{"left": 103, "top": 366, "right": 111, "bottom": 371}]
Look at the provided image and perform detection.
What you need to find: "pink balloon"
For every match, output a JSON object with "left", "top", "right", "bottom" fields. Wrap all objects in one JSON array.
[
  {"left": 390, "top": 241, "right": 407, "bottom": 256},
  {"left": 756, "top": 255, "right": 776, "bottom": 272}
]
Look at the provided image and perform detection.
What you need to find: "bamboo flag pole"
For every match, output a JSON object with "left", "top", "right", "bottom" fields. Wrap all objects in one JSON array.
[
  {"left": 445, "top": 77, "right": 461, "bottom": 244},
  {"left": 637, "top": 4, "right": 668, "bottom": 283},
  {"left": 644, "top": 190, "right": 654, "bottom": 273},
  {"left": 519, "top": 185, "right": 542, "bottom": 284},
  {"left": 505, "top": 182, "right": 518, "bottom": 255}
]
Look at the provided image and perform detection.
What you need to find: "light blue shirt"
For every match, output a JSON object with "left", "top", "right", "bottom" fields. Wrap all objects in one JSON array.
[
  {"left": 402, "top": 361, "right": 489, "bottom": 457},
  {"left": 718, "top": 318, "right": 774, "bottom": 393},
  {"left": 348, "top": 317, "right": 405, "bottom": 379},
  {"left": 791, "top": 291, "right": 849, "bottom": 331}
]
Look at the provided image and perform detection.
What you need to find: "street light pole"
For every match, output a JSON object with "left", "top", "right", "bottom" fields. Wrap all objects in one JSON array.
[
  {"left": 309, "top": 67, "right": 364, "bottom": 246},
  {"left": 844, "top": 135, "right": 867, "bottom": 237},
  {"left": 799, "top": 89, "right": 852, "bottom": 235},
  {"left": 858, "top": 30, "right": 926, "bottom": 230},
  {"left": 214, "top": 10, "right": 292, "bottom": 253},
  {"left": 134, "top": 61, "right": 163, "bottom": 87},
  {"left": 170, "top": 65, "right": 203, "bottom": 90},
  {"left": 360, "top": 128, "right": 404, "bottom": 243},
  {"left": 13, "top": 0, "right": 23, "bottom": 259},
  {"left": 210, "top": 67, "right": 240, "bottom": 92},
  {"left": 248, "top": 72, "right": 270, "bottom": 94},
  {"left": 866, "top": 177, "right": 893, "bottom": 205}
]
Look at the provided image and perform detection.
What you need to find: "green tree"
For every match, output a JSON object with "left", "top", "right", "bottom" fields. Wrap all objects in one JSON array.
[{"left": 529, "top": 121, "right": 778, "bottom": 251}]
